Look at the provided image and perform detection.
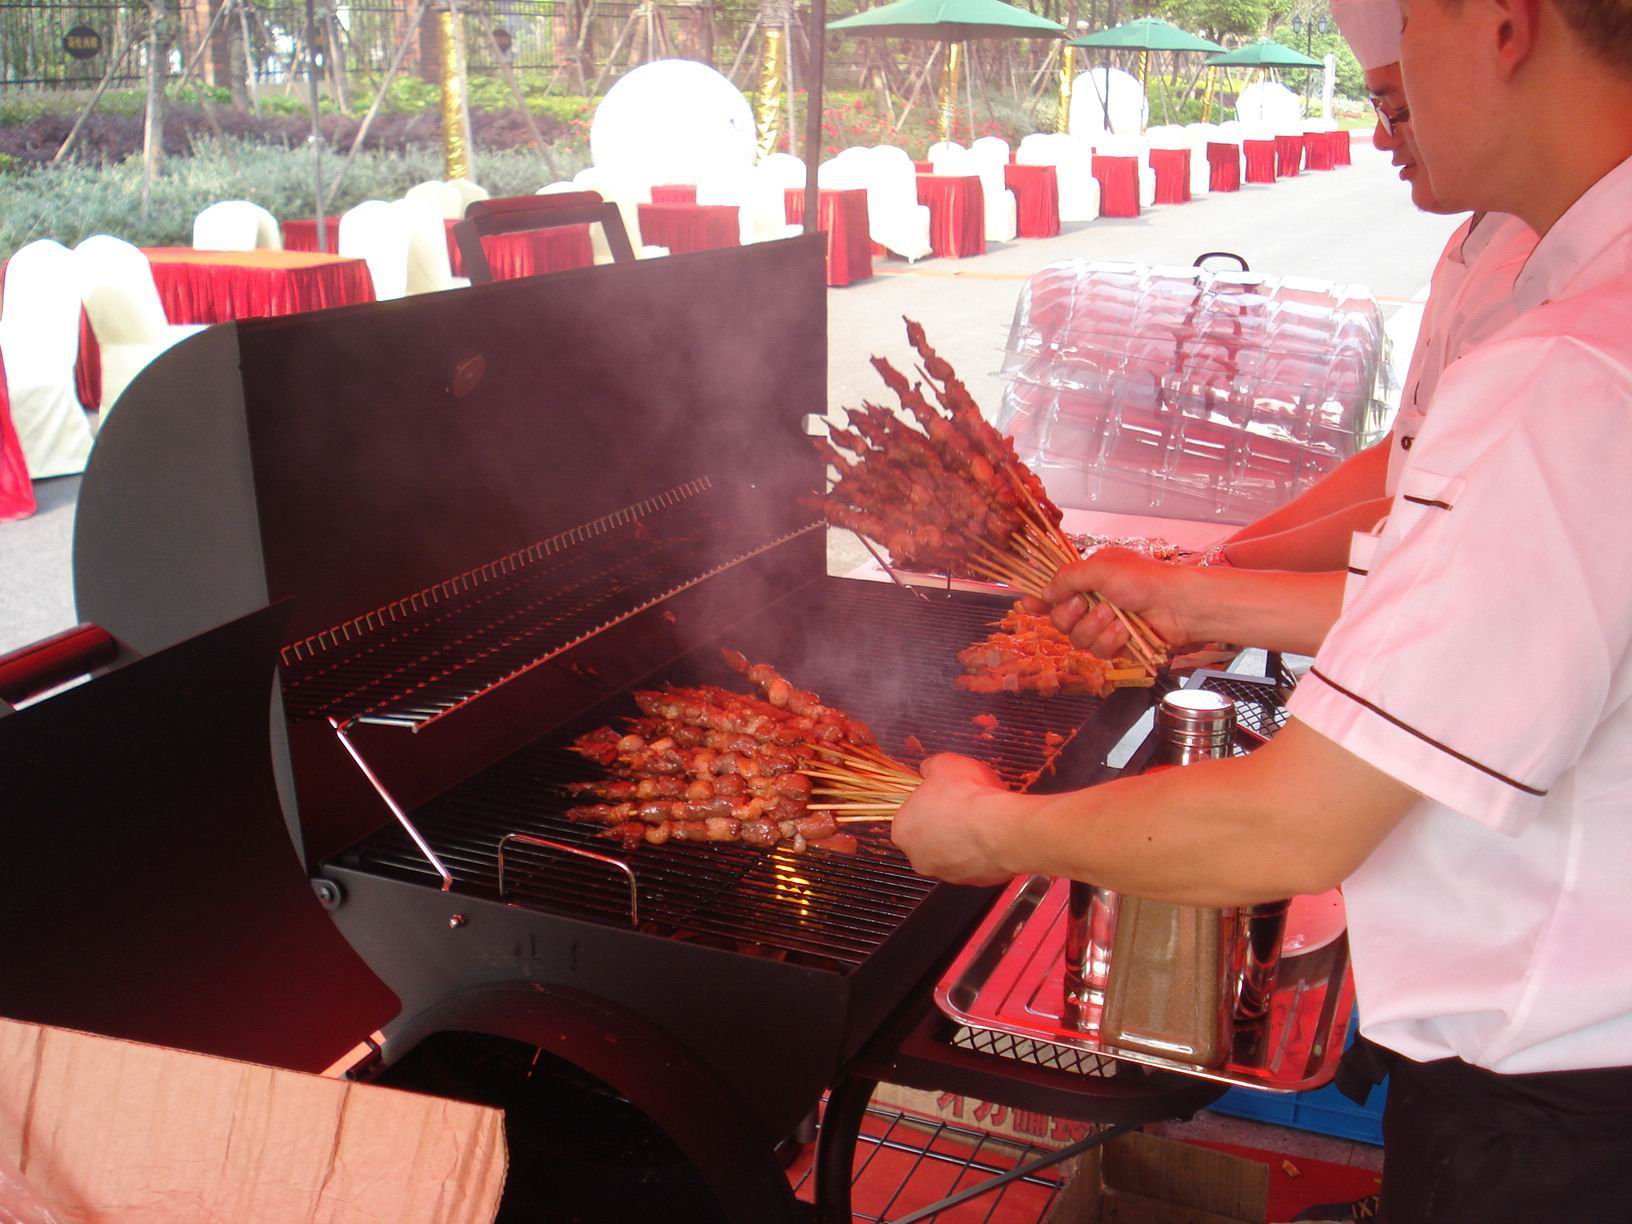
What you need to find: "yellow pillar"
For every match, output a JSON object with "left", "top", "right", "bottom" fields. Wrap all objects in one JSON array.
[
  {"left": 937, "top": 40, "right": 962, "bottom": 143},
  {"left": 438, "top": 8, "right": 471, "bottom": 180},
  {"left": 755, "top": 25, "right": 786, "bottom": 159},
  {"left": 1057, "top": 44, "right": 1076, "bottom": 134}
]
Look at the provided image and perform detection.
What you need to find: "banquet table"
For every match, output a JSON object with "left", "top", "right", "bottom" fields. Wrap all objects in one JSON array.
[
  {"left": 0, "top": 347, "right": 37, "bottom": 523},
  {"left": 1274, "top": 134, "right": 1304, "bottom": 177},
  {"left": 1331, "top": 129, "right": 1353, "bottom": 166},
  {"left": 77, "top": 248, "right": 375, "bottom": 410},
  {"left": 784, "top": 188, "right": 874, "bottom": 286},
  {"left": 636, "top": 203, "right": 741, "bottom": 255},
  {"left": 1147, "top": 148, "right": 1192, "bottom": 205},
  {"left": 914, "top": 175, "right": 986, "bottom": 258},
  {"left": 1003, "top": 163, "right": 1060, "bottom": 238},
  {"left": 1090, "top": 154, "right": 1141, "bottom": 218},
  {"left": 1303, "top": 132, "right": 1335, "bottom": 171},
  {"left": 1206, "top": 142, "right": 1242, "bottom": 193},
  {"left": 1242, "top": 139, "right": 1278, "bottom": 184},
  {"left": 282, "top": 217, "right": 592, "bottom": 281}
]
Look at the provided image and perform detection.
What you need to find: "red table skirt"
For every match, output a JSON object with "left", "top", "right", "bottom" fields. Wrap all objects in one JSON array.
[
  {"left": 637, "top": 203, "right": 741, "bottom": 255},
  {"left": 1090, "top": 154, "right": 1140, "bottom": 218},
  {"left": 784, "top": 187, "right": 873, "bottom": 287},
  {"left": 1332, "top": 129, "right": 1353, "bottom": 166},
  {"left": 914, "top": 161, "right": 935, "bottom": 175},
  {"left": 1274, "top": 134, "right": 1304, "bottom": 177},
  {"left": 1303, "top": 132, "right": 1335, "bottom": 171},
  {"left": 650, "top": 184, "right": 698, "bottom": 204},
  {"left": 914, "top": 174, "right": 986, "bottom": 258},
  {"left": 1243, "top": 139, "right": 1278, "bottom": 184},
  {"left": 77, "top": 248, "right": 376, "bottom": 409},
  {"left": 286, "top": 217, "right": 591, "bottom": 281},
  {"left": 1003, "top": 163, "right": 1060, "bottom": 238},
  {"left": 1148, "top": 148, "right": 1192, "bottom": 205},
  {"left": 0, "top": 348, "right": 37, "bottom": 521},
  {"left": 1206, "top": 142, "right": 1241, "bottom": 192}
]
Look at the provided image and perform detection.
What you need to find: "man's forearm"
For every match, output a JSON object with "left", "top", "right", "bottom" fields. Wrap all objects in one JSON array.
[
  {"left": 1169, "top": 567, "right": 1345, "bottom": 656},
  {"left": 1224, "top": 498, "right": 1393, "bottom": 572},
  {"left": 1225, "top": 444, "right": 1389, "bottom": 548}
]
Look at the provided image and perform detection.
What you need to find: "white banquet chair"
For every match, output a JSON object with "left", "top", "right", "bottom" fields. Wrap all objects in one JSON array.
[
  {"left": 758, "top": 152, "right": 808, "bottom": 192},
  {"left": 1016, "top": 133, "right": 1099, "bottom": 223},
  {"left": 966, "top": 137, "right": 1018, "bottom": 242},
  {"left": 697, "top": 164, "right": 802, "bottom": 246},
  {"left": 571, "top": 166, "right": 668, "bottom": 258},
  {"left": 0, "top": 240, "right": 94, "bottom": 477},
  {"left": 339, "top": 200, "right": 413, "bottom": 300},
  {"left": 447, "top": 178, "right": 490, "bottom": 212},
  {"left": 823, "top": 147, "right": 931, "bottom": 263},
  {"left": 404, "top": 180, "right": 466, "bottom": 221},
  {"left": 1183, "top": 123, "right": 1218, "bottom": 196},
  {"left": 192, "top": 200, "right": 282, "bottom": 251},
  {"left": 73, "top": 235, "right": 207, "bottom": 416},
  {"left": 397, "top": 199, "right": 469, "bottom": 295}
]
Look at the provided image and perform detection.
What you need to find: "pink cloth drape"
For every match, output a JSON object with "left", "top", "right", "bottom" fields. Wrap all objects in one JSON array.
[
  {"left": 1090, "top": 154, "right": 1140, "bottom": 217},
  {"left": 784, "top": 188, "right": 874, "bottom": 286},
  {"left": 636, "top": 203, "right": 741, "bottom": 254},
  {"left": 1274, "top": 134, "right": 1304, "bottom": 177},
  {"left": 1243, "top": 139, "right": 1278, "bottom": 184},
  {"left": 1148, "top": 148, "right": 1192, "bottom": 205},
  {"left": 1303, "top": 132, "right": 1335, "bottom": 171},
  {"left": 914, "top": 174, "right": 986, "bottom": 258},
  {"left": 1003, "top": 163, "right": 1061, "bottom": 237},
  {"left": 0, "top": 347, "right": 38, "bottom": 522},
  {"left": 1207, "top": 142, "right": 1242, "bottom": 192}
]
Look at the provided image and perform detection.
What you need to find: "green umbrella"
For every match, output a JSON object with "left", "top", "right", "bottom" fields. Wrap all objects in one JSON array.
[
  {"left": 1206, "top": 38, "right": 1323, "bottom": 67},
  {"left": 1068, "top": 17, "right": 1222, "bottom": 53},
  {"left": 827, "top": 0, "right": 1063, "bottom": 42}
]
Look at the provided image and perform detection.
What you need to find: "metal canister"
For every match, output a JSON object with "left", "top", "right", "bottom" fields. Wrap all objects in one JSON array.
[{"left": 1097, "top": 689, "right": 1242, "bottom": 1066}]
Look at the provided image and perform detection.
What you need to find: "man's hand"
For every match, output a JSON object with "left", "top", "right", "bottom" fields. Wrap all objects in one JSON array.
[
  {"left": 1027, "top": 548, "right": 1203, "bottom": 658},
  {"left": 891, "top": 754, "right": 1030, "bottom": 886}
]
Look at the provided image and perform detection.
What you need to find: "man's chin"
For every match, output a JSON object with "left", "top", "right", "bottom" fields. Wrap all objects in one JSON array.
[{"left": 1405, "top": 170, "right": 1445, "bottom": 213}]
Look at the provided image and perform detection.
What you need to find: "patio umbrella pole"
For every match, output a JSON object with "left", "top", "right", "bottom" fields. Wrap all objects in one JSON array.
[
  {"left": 937, "top": 39, "right": 961, "bottom": 142},
  {"left": 802, "top": 0, "right": 827, "bottom": 233},
  {"left": 1057, "top": 43, "right": 1074, "bottom": 131},
  {"left": 304, "top": 0, "right": 327, "bottom": 248}
]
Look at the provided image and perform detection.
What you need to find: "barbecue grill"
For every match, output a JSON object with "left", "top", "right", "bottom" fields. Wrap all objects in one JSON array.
[{"left": 3, "top": 237, "right": 1222, "bottom": 1220}]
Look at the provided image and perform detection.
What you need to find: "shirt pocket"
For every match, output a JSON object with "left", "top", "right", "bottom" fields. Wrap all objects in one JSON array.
[
  {"left": 1389, "top": 465, "right": 1466, "bottom": 543},
  {"left": 1344, "top": 527, "right": 1381, "bottom": 611}
]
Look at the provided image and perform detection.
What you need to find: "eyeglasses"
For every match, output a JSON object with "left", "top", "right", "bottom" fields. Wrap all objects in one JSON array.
[{"left": 1369, "top": 94, "right": 1411, "bottom": 136}]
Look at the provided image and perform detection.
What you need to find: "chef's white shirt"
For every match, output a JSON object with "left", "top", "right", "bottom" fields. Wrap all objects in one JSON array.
[
  {"left": 1385, "top": 212, "right": 1537, "bottom": 497},
  {"left": 1288, "top": 153, "right": 1632, "bottom": 1075}
]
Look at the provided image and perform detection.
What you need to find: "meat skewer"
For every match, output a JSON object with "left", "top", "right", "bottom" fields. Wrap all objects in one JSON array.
[{"left": 813, "top": 319, "right": 1168, "bottom": 674}]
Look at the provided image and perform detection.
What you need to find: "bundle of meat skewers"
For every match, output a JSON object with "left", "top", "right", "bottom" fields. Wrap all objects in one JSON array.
[
  {"left": 813, "top": 319, "right": 1167, "bottom": 675},
  {"left": 565, "top": 650, "right": 921, "bottom": 850},
  {"left": 958, "top": 603, "right": 1156, "bottom": 697}
]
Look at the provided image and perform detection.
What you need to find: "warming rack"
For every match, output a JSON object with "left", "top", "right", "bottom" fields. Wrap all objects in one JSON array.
[{"left": 277, "top": 477, "right": 819, "bottom": 732}]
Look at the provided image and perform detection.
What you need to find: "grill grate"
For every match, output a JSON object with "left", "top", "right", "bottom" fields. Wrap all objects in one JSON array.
[
  {"left": 278, "top": 480, "right": 818, "bottom": 730},
  {"left": 336, "top": 578, "right": 1118, "bottom": 970}
]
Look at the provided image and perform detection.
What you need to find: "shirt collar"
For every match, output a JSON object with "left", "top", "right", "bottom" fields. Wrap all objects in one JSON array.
[{"left": 1513, "top": 153, "right": 1632, "bottom": 312}]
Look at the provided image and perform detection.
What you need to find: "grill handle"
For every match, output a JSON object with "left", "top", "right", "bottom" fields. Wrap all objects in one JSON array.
[
  {"left": 497, "top": 833, "right": 639, "bottom": 927},
  {"left": 0, "top": 624, "right": 118, "bottom": 708}
]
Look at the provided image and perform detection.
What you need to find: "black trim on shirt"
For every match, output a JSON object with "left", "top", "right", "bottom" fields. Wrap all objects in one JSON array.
[
  {"left": 1307, "top": 667, "right": 1549, "bottom": 797},
  {"left": 1402, "top": 493, "right": 1453, "bottom": 511},
  {"left": 1347, "top": 566, "right": 1369, "bottom": 577}
]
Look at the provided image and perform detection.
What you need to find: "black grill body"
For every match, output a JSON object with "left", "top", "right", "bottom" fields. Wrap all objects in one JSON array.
[{"left": 62, "top": 238, "right": 1155, "bottom": 1218}]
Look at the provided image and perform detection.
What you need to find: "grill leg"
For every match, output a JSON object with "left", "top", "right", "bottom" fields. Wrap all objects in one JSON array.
[{"left": 813, "top": 1072, "right": 879, "bottom": 1224}]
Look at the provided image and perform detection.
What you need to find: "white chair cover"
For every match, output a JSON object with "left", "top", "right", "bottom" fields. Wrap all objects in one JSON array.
[
  {"left": 758, "top": 152, "right": 807, "bottom": 191},
  {"left": 1016, "top": 132, "right": 1100, "bottom": 223},
  {"left": 73, "top": 235, "right": 207, "bottom": 415},
  {"left": 926, "top": 140, "right": 964, "bottom": 165},
  {"left": 696, "top": 165, "right": 801, "bottom": 245},
  {"left": 572, "top": 166, "right": 668, "bottom": 258},
  {"left": 404, "top": 180, "right": 465, "bottom": 221},
  {"left": 192, "top": 200, "right": 282, "bottom": 251},
  {"left": 339, "top": 200, "right": 412, "bottom": 300},
  {"left": 397, "top": 199, "right": 468, "bottom": 294},
  {"left": 446, "top": 178, "right": 490, "bottom": 211},
  {"left": 842, "top": 146, "right": 932, "bottom": 263},
  {"left": 538, "top": 181, "right": 615, "bottom": 264},
  {"left": 972, "top": 136, "right": 1011, "bottom": 166},
  {"left": 0, "top": 239, "right": 94, "bottom": 477},
  {"left": 936, "top": 144, "right": 1016, "bottom": 243}
]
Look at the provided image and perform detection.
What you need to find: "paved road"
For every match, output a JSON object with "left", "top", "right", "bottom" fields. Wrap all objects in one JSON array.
[{"left": 0, "top": 141, "right": 1460, "bottom": 658}]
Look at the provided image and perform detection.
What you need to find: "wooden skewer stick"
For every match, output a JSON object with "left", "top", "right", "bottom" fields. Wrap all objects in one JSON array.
[
  {"left": 807, "top": 802, "right": 905, "bottom": 812},
  {"left": 834, "top": 814, "right": 895, "bottom": 824}
]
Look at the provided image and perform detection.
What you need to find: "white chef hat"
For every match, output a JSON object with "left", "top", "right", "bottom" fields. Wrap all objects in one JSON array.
[{"left": 1330, "top": 0, "right": 1402, "bottom": 70}]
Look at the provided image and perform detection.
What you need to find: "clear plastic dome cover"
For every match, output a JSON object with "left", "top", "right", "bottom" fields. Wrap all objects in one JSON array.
[{"left": 999, "top": 260, "right": 1389, "bottom": 523}]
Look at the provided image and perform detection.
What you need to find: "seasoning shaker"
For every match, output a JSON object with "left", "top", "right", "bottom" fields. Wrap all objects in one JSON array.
[{"left": 1098, "top": 689, "right": 1241, "bottom": 1067}]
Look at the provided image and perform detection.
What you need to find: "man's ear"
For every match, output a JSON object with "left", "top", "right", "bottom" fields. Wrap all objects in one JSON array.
[{"left": 1491, "top": 0, "right": 1543, "bottom": 78}]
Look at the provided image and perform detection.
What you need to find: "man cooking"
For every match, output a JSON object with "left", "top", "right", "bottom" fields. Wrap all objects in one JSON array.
[
  {"left": 1199, "top": 0, "right": 1538, "bottom": 576},
  {"left": 893, "top": 0, "right": 1632, "bottom": 1214}
]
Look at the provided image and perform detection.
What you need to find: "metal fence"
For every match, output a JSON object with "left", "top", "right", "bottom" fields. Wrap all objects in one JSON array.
[{"left": 1, "top": 0, "right": 770, "bottom": 94}]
